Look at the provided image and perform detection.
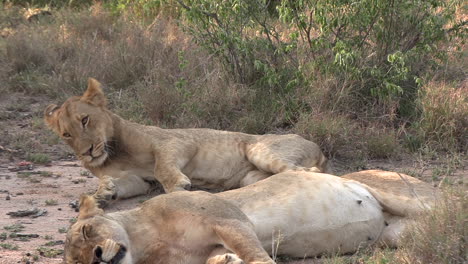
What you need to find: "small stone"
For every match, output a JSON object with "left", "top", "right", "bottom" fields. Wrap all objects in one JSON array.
[
  {"left": 5, "top": 194, "right": 11, "bottom": 200},
  {"left": 57, "top": 208, "right": 62, "bottom": 211},
  {"left": 357, "top": 200, "right": 362, "bottom": 204},
  {"left": 69, "top": 200, "right": 79, "bottom": 209},
  {"left": 16, "top": 192, "right": 24, "bottom": 195}
]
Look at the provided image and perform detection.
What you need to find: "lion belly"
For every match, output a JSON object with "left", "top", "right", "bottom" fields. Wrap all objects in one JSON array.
[{"left": 218, "top": 172, "right": 386, "bottom": 257}]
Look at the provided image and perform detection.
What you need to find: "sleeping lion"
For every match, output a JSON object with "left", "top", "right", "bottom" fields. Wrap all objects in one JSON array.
[
  {"left": 44, "top": 78, "right": 329, "bottom": 207},
  {"left": 64, "top": 170, "right": 437, "bottom": 264}
]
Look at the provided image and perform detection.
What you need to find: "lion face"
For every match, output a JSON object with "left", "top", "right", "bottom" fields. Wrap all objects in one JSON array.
[
  {"left": 44, "top": 79, "right": 114, "bottom": 167},
  {"left": 64, "top": 196, "right": 131, "bottom": 264},
  {"left": 65, "top": 218, "right": 129, "bottom": 264}
]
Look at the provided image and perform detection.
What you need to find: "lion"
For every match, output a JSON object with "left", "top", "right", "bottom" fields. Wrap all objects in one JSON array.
[
  {"left": 64, "top": 170, "right": 438, "bottom": 264},
  {"left": 44, "top": 78, "right": 329, "bottom": 207}
]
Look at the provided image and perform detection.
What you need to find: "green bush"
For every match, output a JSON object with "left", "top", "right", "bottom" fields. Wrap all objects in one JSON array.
[{"left": 177, "top": 0, "right": 465, "bottom": 119}]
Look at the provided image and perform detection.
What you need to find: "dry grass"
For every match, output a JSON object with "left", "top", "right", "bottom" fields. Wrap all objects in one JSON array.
[
  {"left": 0, "top": 4, "right": 466, "bottom": 161},
  {"left": 415, "top": 81, "right": 468, "bottom": 152},
  {"left": 396, "top": 187, "right": 466, "bottom": 264},
  {"left": 1, "top": 7, "right": 250, "bottom": 130}
]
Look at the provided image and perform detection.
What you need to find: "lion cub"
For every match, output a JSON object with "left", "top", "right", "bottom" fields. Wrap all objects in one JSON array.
[{"left": 45, "top": 78, "right": 328, "bottom": 207}]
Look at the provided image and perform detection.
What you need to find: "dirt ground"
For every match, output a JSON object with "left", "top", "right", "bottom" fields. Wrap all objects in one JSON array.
[{"left": 0, "top": 94, "right": 466, "bottom": 264}]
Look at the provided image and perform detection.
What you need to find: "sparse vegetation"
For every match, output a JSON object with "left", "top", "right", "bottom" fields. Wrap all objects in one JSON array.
[
  {"left": 44, "top": 199, "right": 58, "bottom": 206},
  {"left": 26, "top": 153, "right": 51, "bottom": 164},
  {"left": 0, "top": 242, "right": 19, "bottom": 250},
  {"left": 72, "top": 178, "right": 86, "bottom": 184},
  {"left": 43, "top": 240, "right": 64, "bottom": 246},
  {"left": 17, "top": 172, "right": 33, "bottom": 178},
  {"left": 36, "top": 246, "right": 63, "bottom": 258},
  {"left": 39, "top": 171, "right": 52, "bottom": 177},
  {"left": 4, "top": 224, "right": 25, "bottom": 232},
  {"left": 29, "top": 177, "right": 42, "bottom": 183},
  {"left": 57, "top": 227, "right": 67, "bottom": 234}
]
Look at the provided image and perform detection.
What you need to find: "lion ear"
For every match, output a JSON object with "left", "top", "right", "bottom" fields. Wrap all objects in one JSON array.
[
  {"left": 44, "top": 104, "right": 60, "bottom": 130},
  {"left": 81, "top": 224, "right": 93, "bottom": 240},
  {"left": 81, "top": 78, "right": 107, "bottom": 107},
  {"left": 78, "top": 195, "right": 103, "bottom": 220}
]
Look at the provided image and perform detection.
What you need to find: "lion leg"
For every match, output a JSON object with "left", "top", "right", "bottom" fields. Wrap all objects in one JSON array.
[
  {"left": 211, "top": 219, "right": 275, "bottom": 264},
  {"left": 93, "top": 175, "right": 151, "bottom": 208},
  {"left": 154, "top": 164, "right": 191, "bottom": 193},
  {"left": 240, "top": 170, "right": 271, "bottom": 187},
  {"left": 245, "top": 146, "right": 304, "bottom": 175},
  {"left": 246, "top": 135, "right": 329, "bottom": 174},
  {"left": 378, "top": 213, "right": 413, "bottom": 248}
]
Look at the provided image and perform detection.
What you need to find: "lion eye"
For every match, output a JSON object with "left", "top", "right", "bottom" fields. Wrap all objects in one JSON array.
[
  {"left": 81, "top": 116, "right": 89, "bottom": 127},
  {"left": 63, "top": 132, "right": 71, "bottom": 138}
]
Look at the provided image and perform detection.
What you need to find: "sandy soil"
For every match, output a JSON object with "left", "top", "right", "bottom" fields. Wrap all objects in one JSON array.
[{"left": 0, "top": 160, "right": 162, "bottom": 264}]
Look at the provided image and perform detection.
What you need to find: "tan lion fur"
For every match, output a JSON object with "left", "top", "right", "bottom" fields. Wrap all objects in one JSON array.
[
  {"left": 44, "top": 78, "right": 328, "bottom": 207},
  {"left": 342, "top": 170, "right": 439, "bottom": 247},
  {"left": 64, "top": 170, "right": 437, "bottom": 264}
]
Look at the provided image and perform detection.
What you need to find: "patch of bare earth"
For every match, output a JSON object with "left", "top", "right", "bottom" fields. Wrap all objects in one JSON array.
[{"left": 0, "top": 160, "right": 161, "bottom": 264}]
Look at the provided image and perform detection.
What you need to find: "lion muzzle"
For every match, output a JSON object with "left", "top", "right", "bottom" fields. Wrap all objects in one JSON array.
[{"left": 93, "top": 239, "right": 127, "bottom": 264}]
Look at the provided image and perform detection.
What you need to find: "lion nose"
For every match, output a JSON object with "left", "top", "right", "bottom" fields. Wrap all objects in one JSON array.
[{"left": 82, "top": 145, "right": 93, "bottom": 157}]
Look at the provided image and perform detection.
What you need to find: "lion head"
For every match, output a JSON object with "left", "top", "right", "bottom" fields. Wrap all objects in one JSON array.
[
  {"left": 64, "top": 195, "right": 132, "bottom": 264},
  {"left": 44, "top": 78, "right": 114, "bottom": 168}
]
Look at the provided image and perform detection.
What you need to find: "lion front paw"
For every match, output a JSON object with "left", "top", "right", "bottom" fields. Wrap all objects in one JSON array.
[
  {"left": 207, "top": 253, "right": 244, "bottom": 264},
  {"left": 93, "top": 177, "right": 117, "bottom": 208},
  {"left": 167, "top": 177, "right": 192, "bottom": 192}
]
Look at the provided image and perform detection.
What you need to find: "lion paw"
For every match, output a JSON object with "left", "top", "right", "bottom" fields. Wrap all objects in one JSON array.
[
  {"left": 207, "top": 253, "right": 244, "bottom": 264},
  {"left": 93, "top": 177, "right": 117, "bottom": 208},
  {"left": 169, "top": 178, "right": 192, "bottom": 192}
]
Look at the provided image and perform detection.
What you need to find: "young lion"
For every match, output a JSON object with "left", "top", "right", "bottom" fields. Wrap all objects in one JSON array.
[
  {"left": 44, "top": 78, "right": 328, "bottom": 207},
  {"left": 64, "top": 170, "right": 437, "bottom": 264}
]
